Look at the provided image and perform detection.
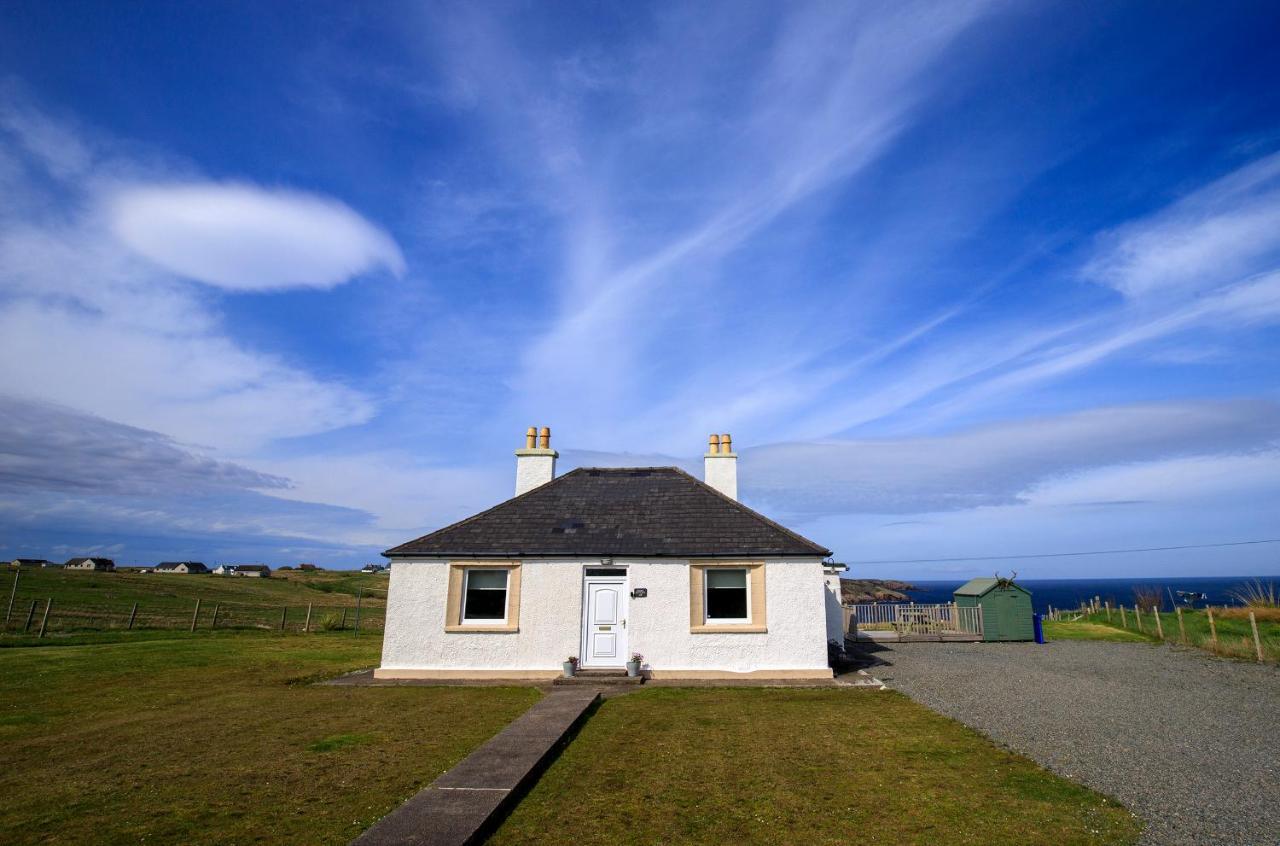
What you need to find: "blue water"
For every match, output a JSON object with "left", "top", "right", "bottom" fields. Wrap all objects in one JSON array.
[{"left": 886, "top": 576, "right": 1278, "bottom": 614}]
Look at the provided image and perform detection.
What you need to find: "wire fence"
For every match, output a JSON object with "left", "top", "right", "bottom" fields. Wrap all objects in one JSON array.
[{"left": 2, "top": 593, "right": 385, "bottom": 636}]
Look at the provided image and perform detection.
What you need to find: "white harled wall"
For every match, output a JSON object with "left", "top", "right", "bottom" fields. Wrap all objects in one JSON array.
[{"left": 378, "top": 556, "right": 830, "bottom": 676}]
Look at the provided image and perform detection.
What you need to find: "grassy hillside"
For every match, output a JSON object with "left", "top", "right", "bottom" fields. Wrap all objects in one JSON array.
[{"left": 1, "top": 568, "right": 389, "bottom": 635}]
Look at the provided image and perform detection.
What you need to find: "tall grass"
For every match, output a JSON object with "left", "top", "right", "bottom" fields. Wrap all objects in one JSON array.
[
  {"left": 1220, "top": 579, "right": 1280, "bottom": 623},
  {"left": 1132, "top": 585, "right": 1164, "bottom": 613}
]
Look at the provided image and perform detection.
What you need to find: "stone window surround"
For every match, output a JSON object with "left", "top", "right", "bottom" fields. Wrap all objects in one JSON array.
[
  {"left": 445, "top": 561, "right": 522, "bottom": 633},
  {"left": 689, "top": 561, "right": 767, "bottom": 633}
]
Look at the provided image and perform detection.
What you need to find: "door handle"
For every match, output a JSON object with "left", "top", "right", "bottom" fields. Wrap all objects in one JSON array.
[{"left": 622, "top": 618, "right": 626, "bottom": 628}]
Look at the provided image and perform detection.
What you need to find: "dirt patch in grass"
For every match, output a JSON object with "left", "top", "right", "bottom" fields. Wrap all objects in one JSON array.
[
  {"left": 0, "top": 632, "right": 538, "bottom": 845},
  {"left": 487, "top": 688, "right": 1140, "bottom": 846}
]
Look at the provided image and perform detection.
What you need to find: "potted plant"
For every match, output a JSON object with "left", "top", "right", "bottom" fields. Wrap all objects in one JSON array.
[
  {"left": 626, "top": 652, "right": 643, "bottom": 677},
  {"left": 562, "top": 656, "right": 578, "bottom": 678}
]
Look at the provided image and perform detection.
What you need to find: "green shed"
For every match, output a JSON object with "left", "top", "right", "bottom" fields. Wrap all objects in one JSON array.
[{"left": 954, "top": 578, "right": 1034, "bottom": 642}]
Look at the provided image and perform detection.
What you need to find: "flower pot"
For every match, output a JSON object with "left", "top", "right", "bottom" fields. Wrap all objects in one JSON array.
[
  {"left": 562, "top": 662, "right": 576, "bottom": 677},
  {"left": 626, "top": 660, "right": 641, "bottom": 677}
]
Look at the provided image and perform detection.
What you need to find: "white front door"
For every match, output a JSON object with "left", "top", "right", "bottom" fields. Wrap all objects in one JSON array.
[{"left": 581, "top": 578, "right": 628, "bottom": 668}]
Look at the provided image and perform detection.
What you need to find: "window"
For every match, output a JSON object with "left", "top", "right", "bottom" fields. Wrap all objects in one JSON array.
[
  {"left": 689, "top": 562, "right": 767, "bottom": 633},
  {"left": 446, "top": 562, "right": 521, "bottom": 632},
  {"left": 463, "top": 569, "right": 509, "bottom": 623},
  {"left": 705, "top": 568, "right": 749, "bottom": 622}
]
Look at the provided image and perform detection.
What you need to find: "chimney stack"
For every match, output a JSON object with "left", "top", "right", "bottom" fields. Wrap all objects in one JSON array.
[
  {"left": 703, "top": 432, "right": 738, "bottom": 500},
  {"left": 514, "top": 425, "right": 557, "bottom": 496}
]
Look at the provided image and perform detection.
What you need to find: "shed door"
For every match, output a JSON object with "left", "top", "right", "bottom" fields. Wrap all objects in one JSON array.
[{"left": 581, "top": 578, "right": 628, "bottom": 668}]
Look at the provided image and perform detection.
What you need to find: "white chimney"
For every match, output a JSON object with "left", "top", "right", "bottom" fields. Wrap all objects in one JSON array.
[
  {"left": 514, "top": 426, "right": 557, "bottom": 496},
  {"left": 703, "top": 432, "right": 738, "bottom": 500}
]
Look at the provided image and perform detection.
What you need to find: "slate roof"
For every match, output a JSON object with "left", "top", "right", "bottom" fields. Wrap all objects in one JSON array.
[{"left": 385, "top": 467, "right": 831, "bottom": 559}]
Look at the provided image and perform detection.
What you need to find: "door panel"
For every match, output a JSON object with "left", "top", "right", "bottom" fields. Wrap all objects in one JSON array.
[{"left": 582, "top": 580, "right": 628, "bottom": 667}]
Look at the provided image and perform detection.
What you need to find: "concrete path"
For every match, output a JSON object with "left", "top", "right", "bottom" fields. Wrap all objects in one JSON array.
[
  {"left": 351, "top": 687, "right": 600, "bottom": 846},
  {"left": 868, "top": 640, "right": 1279, "bottom": 846}
]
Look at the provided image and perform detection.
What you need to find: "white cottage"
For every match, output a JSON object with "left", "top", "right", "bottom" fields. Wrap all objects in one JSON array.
[{"left": 377, "top": 429, "right": 844, "bottom": 681}]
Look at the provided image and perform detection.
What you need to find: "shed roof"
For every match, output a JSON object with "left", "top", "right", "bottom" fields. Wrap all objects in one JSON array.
[
  {"left": 385, "top": 467, "right": 831, "bottom": 559},
  {"left": 954, "top": 577, "right": 1031, "bottom": 596}
]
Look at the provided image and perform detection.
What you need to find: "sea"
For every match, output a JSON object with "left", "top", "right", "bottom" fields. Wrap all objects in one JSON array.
[{"left": 890, "top": 576, "right": 1278, "bottom": 614}]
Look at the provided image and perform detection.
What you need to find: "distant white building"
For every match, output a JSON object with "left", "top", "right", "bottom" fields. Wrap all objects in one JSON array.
[
  {"left": 233, "top": 564, "right": 271, "bottom": 578},
  {"left": 64, "top": 557, "right": 115, "bottom": 571},
  {"left": 155, "top": 561, "right": 209, "bottom": 575}
]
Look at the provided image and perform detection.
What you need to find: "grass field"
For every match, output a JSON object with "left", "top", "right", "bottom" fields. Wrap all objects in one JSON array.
[
  {"left": 1, "top": 567, "right": 389, "bottom": 635},
  {"left": 1050, "top": 607, "right": 1278, "bottom": 661},
  {"left": 489, "top": 687, "right": 1140, "bottom": 846},
  {"left": 0, "top": 632, "right": 537, "bottom": 845}
]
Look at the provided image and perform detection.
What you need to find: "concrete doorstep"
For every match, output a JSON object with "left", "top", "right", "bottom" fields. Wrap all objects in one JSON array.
[{"left": 350, "top": 687, "right": 601, "bottom": 846}]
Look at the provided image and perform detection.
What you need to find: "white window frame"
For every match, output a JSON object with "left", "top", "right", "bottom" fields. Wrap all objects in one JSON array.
[
  {"left": 461, "top": 567, "right": 510, "bottom": 625},
  {"left": 703, "top": 567, "right": 751, "bottom": 624}
]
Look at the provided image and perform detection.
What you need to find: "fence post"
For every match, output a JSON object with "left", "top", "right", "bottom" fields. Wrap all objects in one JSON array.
[
  {"left": 128, "top": 602, "right": 138, "bottom": 630},
  {"left": 1134, "top": 605, "right": 1143, "bottom": 633},
  {"left": 1153, "top": 607, "right": 1164, "bottom": 640},
  {"left": 1105, "top": 602, "right": 1112, "bottom": 621},
  {"left": 340, "top": 608, "right": 348, "bottom": 630},
  {"left": 1207, "top": 608, "right": 1218, "bottom": 651},
  {"left": 280, "top": 607, "right": 287, "bottom": 632},
  {"left": 354, "top": 589, "right": 362, "bottom": 633},
  {"left": 38, "top": 598, "right": 52, "bottom": 638},
  {"left": 1119, "top": 605, "right": 1127, "bottom": 628},
  {"left": 1175, "top": 606, "right": 1186, "bottom": 644},
  {"left": 24, "top": 599, "right": 37, "bottom": 632},
  {"left": 6, "top": 568, "right": 18, "bottom": 622},
  {"left": 190, "top": 598, "right": 201, "bottom": 633},
  {"left": 1249, "top": 611, "right": 1264, "bottom": 663},
  {"left": 211, "top": 603, "right": 221, "bottom": 629},
  {"left": 304, "top": 603, "right": 312, "bottom": 633}
]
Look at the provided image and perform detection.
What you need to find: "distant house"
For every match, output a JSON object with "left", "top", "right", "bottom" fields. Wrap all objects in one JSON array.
[
  {"left": 10, "top": 558, "right": 55, "bottom": 568},
  {"left": 233, "top": 564, "right": 271, "bottom": 578},
  {"left": 360, "top": 563, "right": 387, "bottom": 574},
  {"left": 212, "top": 564, "right": 236, "bottom": 575},
  {"left": 155, "top": 561, "right": 209, "bottom": 575},
  {"left": 64, "top": 557, "right": 116, "bottom": 571},
  {"left": 298, "top": 563, "right": 319, "bottom": 571}
]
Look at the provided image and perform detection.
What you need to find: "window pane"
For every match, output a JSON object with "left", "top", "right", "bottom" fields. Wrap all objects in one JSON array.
[
  {"left": 464, "top": 569, "right": 508, "bottom": 620},
  {"left": 706, "top": 568, "right": 748, "bottom": 620},
  {"left": 467, "top": 570, "right": 507, "bottom": 590},
  {"left": 706, "top": 569, "right": 747, "bottom": 589},
  {"left": 706, "top": 587, "right": 748, "bottom": 620}
]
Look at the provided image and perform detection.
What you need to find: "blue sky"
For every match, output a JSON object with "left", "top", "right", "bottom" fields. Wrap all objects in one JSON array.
[{"left": 2, "top": 1, "right": 1279, "bottom": 578}]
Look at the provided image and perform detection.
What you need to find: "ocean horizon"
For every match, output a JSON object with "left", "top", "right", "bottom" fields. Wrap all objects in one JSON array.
[{"left": 863, "top": 575, "right": 1280, "bottom": 614}]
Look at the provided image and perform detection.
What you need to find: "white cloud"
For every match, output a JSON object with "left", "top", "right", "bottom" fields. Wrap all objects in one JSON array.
[
  {"left": 1085, "top": 151, "right": 1280, "bottom": 300},
  {"left": 109, "top": 182, "right": 405, "bottom": 291},
  {"left": 0, "top": 101, "right": 385, "bottom": 452},
  {"left": 741, "top": 399, "right": 1280, "bottom": 516}
]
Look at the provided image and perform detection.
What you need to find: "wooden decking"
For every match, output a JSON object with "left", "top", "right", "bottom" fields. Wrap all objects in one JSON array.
[{"left": 843, "top": 603, "right": 984, "bottom": 644}]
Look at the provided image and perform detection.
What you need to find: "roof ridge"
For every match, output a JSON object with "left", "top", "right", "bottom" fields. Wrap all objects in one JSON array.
[{"left": 665, "top": 466, "right": 830, "bottom": 557}]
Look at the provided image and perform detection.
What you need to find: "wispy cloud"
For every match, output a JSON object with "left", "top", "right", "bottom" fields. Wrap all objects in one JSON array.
[{"left": 1084, "top": 151, "right": 1280, "bottom": 301}]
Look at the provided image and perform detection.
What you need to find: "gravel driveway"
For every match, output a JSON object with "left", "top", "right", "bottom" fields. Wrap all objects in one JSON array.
[{"left": 866, "top": 640, "right": 1279, "bottom": 846}]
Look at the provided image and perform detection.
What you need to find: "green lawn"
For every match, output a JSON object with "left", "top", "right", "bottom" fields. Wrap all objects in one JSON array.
[
  {"left": 1043, "top": 620, "right": 1153, "bottom": 643},
  {"left": 0, "top": 632, "right": 538, "bottom": 845},
  {"left": 488, "top": 688, "right": 1140, "bottom": 846},
  {"left": 1, "top": 567, "right": 388, "bottom": 634},
  {"left": 1051, "top": 607, "right": 1278, "bottom": 661}
]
